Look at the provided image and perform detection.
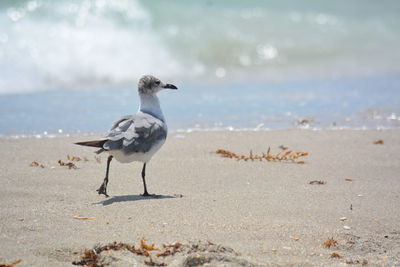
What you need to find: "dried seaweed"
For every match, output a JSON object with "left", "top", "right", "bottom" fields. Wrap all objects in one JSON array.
[
  {"left": 73, "top": 239, "right": 237, "bottom": 267},
  {"left": 73, "top": 216, "right": 96, "bottom": 220},
  {"left": 73, "top": 241, "right": 153, "bottom": 266},
  {"left": 330, "top": 252, "right": 343, "bottom": 258},
  {"left": 279, "top": 145, "right": 288, "bottom": 150},
  {"left": 67, "top": 155, "right": 81, "bottom": 161},
  {"left": 309, "top": 180, "right": 326, "bottom": 185},
  {"left": 156, "top": 243, "right": 183, "bottom": 257},
  {"left": 141, "top": 238, "right": 159, "bottom": 251},
  {"left": 0, "top": 260, "right": 22, "bottom": 267},
  {"left": 144, "top": 259, "right": 167, "bottom": 266},
  {"left": 216, "top": 147, "right": 308, "bottom": 164},
  {"left": 58, "top": 160, "right": 77, "bottom": 169},
  {"left": 30, "top": 161, "right": 45, "bottom": 168},
  {"left": 324, "top": 238, "right": 338, "bottom": 248},
  {"left": 345, "top": 259, "right": 368, "bottom": 265}
]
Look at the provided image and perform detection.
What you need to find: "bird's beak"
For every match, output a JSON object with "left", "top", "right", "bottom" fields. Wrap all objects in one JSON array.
[{"left": 163, "top": 83, "right": 178, "bottom": 90}]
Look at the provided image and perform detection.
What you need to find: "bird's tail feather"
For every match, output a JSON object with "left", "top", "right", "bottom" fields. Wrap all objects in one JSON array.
[{"left": 75, "top": 140, "right": 107, "bottom": 148}]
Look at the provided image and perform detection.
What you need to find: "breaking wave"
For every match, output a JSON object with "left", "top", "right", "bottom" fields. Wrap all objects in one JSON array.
[{"left": 1, "top": 0, "right": 400, "bottom": 93}]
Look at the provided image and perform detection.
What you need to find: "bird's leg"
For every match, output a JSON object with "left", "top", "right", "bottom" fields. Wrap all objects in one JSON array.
[
  {"left": 140, "top": 163, "right": 153, "bottom": 196},
  {"left": 97, "top": 155, "right": 113, "bottom": 197}
]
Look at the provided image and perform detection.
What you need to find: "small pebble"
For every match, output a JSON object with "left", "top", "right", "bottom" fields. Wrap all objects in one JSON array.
[
  {"left": 340, "top": 217, "right": 347, "bottom": 221},
  {"left": 343, "top": 225, "right": 351, "bottom": 230}
]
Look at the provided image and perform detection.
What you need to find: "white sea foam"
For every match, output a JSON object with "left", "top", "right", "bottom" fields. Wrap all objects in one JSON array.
[
  {"left": 0, "top": 0, "right": 182, "bottom": 94},
  {"left": 1, "top": 0, "right": 400, "bottom": 94}
]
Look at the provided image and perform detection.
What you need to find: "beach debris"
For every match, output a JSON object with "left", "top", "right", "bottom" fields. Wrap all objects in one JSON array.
[
  {"left": 330, "top": 252, "right": 343, "bottom": 259},
  {"left": 73, "top": 216, "right": 97, "bottom": 220},
  {"left": 309, "top": 180, "right": 326, "bottom": 185},
  {"left": 345, "top": 259, "right": 368, "bottom": 265},
  {"left": 323, "top": 238, "right": 338, "bottom": 248},
  {"left": 350, "top": 204, "right": 353, "bottom": 210},
  {"left": 0, "top": 260, "right": 22, "bottom": 267},
  {"left": 144, "top": 259, "right": 166, "bottom": 266},
  {"left": 156, "top": 242, "right": 183, "bottom": 257},
  {"left": 343, "top": 225, "right": 351, "bottom": 230},
  {"left": 279, "top": 145, "right": 288, "bottom": 150},
  {"left": 58, "top": 160, "right": 77, "bottom": 169},
  {"left": 291, "top": 237, "right": 300, "bottom": 241},
  {"left": 67, "top": 155, "right": 81, "bottom": 161},
  {"left": 141, "top": 238, "right": 159, "bottom": 251},
  {"left": 215, "top": 147, "right": 308, "bottom": 164},
  {"left": 340, "top": 217, "right": 347, "bottom": 221},
  {"left": 68, "top": 155, "right": 90, "bottom": 162},
  {"left": 344, "top": 178, "right": 353, "bottom": 182},
  {"left": 373, "top": 139, "right": 384, "bottom": 145},
  {"left": 73, "top": 239, "right": 241, "bottom": 267},
  {"left": 30, "top": 161, "right": 45, "bottom": 168},
  {"left": 297, "top": 119, "right": 312, "bottom": 126},
  {"left": 73, "top": 241, "right": 152, "bottom": 266}
]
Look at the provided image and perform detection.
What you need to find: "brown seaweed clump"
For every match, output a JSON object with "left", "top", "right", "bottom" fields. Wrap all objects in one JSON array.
[
  {"left": 324, "top": 238, "right": 338, "bottom": 248},
  {"left": 72, "top": 239, "right": 243, "bottom": 267},
  {"left": 216, "top": 147, "right": 308, "bottom": 164},
  {"left": 0, "top": 260, "right": 22, "bottom": 267},
  {"left": 309, "top": 180, "right": 326, "bottom": 185},
  {"left": 58, "top": 160, "right": 77, "bottom": 169}
]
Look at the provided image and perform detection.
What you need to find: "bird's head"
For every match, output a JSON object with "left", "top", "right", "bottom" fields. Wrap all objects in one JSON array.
[{"left": 138, "top": 75, "right": 177, "bottom": 94}]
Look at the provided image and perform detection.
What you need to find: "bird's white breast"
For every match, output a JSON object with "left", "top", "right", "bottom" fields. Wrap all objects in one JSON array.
[{"left": 109, "top": 137, "right": 166, "bottom": 163}]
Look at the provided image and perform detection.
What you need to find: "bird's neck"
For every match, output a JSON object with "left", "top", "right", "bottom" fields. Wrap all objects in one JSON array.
[{"left": 139, "top": 93, "right": 165, "bottom": 122}]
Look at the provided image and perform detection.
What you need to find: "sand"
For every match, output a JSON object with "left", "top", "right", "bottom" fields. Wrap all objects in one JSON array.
[{"left": 0, "top": 130, "right": 399, "bottom": 266}]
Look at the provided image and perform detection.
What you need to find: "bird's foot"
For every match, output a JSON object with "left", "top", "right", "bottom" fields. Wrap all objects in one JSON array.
[{"left": 96, "top": 183, "right": 109, "bottom": 197}]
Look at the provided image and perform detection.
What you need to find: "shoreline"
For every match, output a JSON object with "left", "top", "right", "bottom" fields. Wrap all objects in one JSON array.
[
  {"left": 1, "top": 126, "right": 400, "bottom": 140},
  {"left": 0, "top": 130, "right": 399, "bottom": 266}
]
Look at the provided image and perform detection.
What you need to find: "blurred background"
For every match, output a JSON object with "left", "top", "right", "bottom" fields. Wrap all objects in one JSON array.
[{"left": 1, "top": 0, "right": 400, "bottom": 135}]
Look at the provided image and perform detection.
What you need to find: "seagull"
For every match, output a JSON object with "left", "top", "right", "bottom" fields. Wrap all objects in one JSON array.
[{"left": 75, "top": 75, "right": 177, "bottom": 197}]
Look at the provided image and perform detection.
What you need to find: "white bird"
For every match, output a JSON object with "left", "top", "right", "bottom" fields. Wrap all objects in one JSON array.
[{"left": 75, "top": 75, "right": 177, "bottom": 197}]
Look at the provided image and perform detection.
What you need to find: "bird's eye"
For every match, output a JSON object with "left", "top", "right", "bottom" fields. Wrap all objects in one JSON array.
[{"left": 155, "top": 80, "right": 160, "bottom": 85}]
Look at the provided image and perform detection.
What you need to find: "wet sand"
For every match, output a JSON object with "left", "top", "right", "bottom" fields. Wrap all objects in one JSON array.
[{"left": 0, "top": 130, "right": 399, "bottom": 266}]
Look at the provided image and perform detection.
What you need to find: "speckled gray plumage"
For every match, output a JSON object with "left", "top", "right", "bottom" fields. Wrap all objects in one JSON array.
[
  {"left": 103, "top": 113, "right": 167, "bottom": 154},
  {"left": 138, "top": 75, "right": 162, "bottom": 94}
]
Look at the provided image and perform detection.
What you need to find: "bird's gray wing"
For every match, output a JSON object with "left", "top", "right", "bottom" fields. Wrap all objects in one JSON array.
[{"left": 103, "top": 113, "right": 166, "bottom": 154}]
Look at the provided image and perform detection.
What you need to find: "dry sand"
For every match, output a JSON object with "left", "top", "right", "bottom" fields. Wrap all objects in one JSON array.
[{"left": 0, "top": 130, "right": 399, "bottom": 266}]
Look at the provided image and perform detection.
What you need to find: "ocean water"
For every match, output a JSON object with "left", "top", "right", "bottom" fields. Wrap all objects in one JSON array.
[{"left": 1, "top": 0, "right": 400, "bottom": 135}]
